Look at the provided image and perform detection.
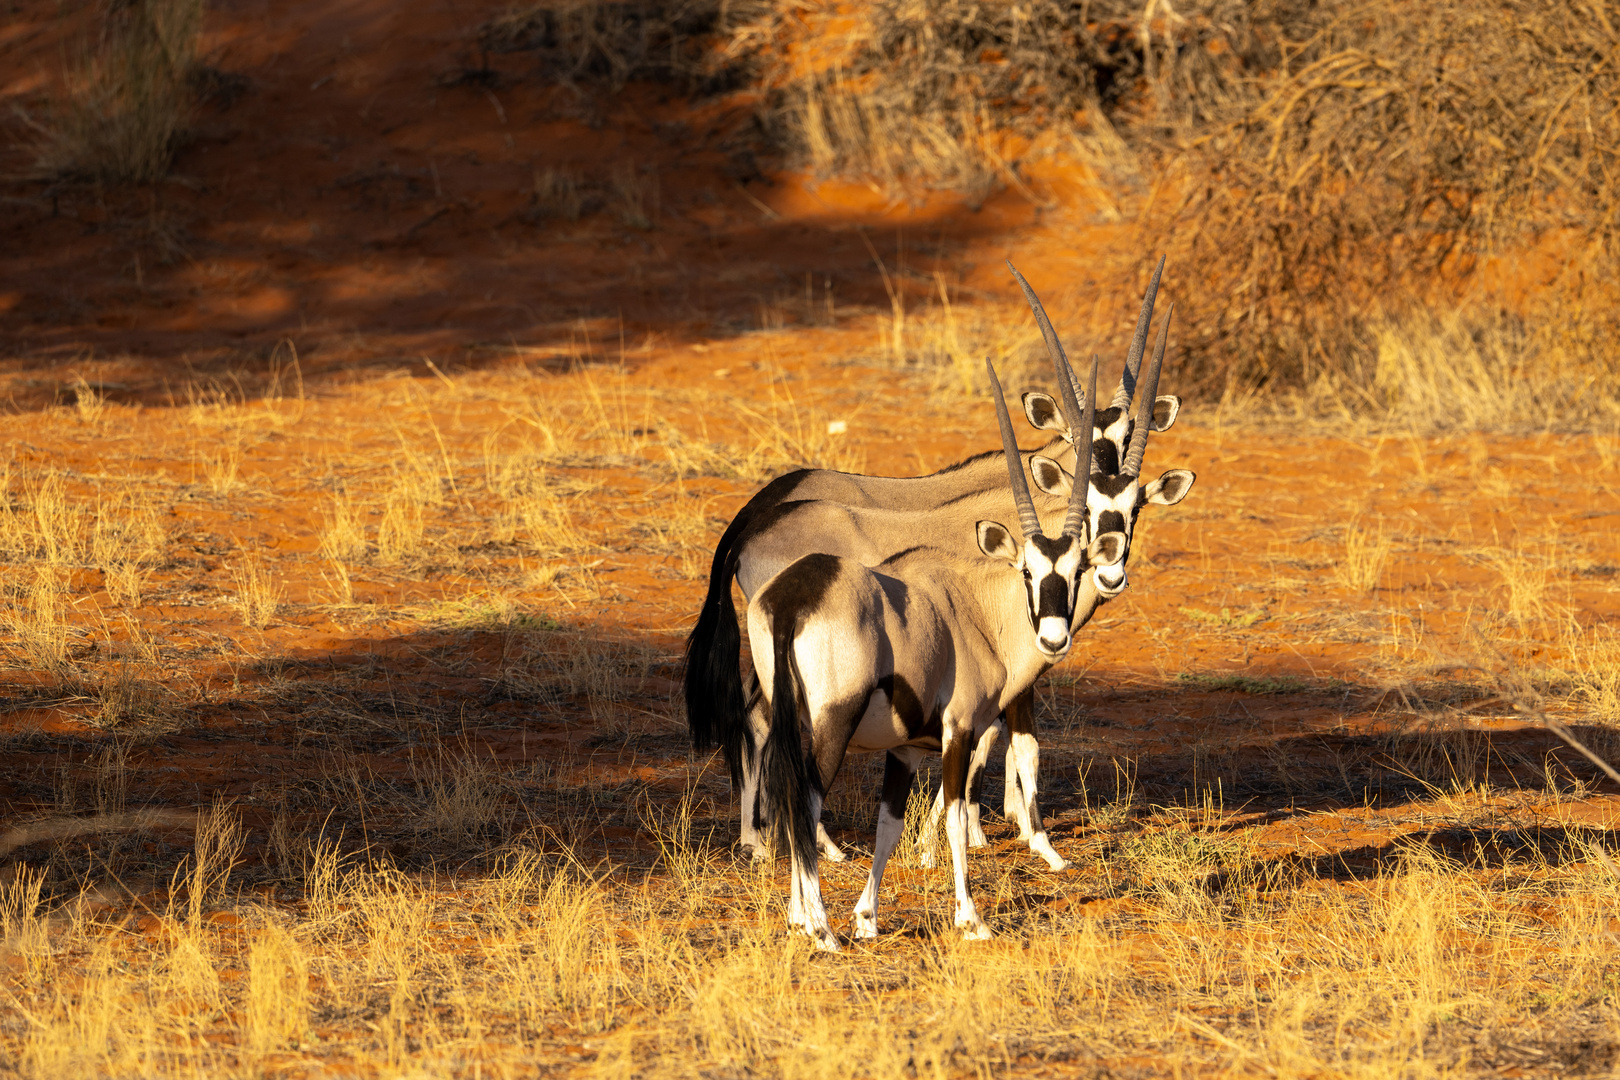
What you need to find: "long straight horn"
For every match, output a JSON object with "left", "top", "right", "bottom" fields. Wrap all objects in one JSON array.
[
  {"left": 1062, "top": 356, "right": 1100, "bottom": 538},
  {"left": 986, "top": 357, "right": 1043, "bottom": 541},
  {"left": 1006, "top": 258, "right": 1070, "bottom": 371},
  {"left": 1122, "top": 303, "right": 1172, "bottom": 478},
  {"left": 1109, "top": 255, "right": 1166, "bottom": 411},
  {"left": 1005, "top": 261, "right": 1093, "bottom": 447}
]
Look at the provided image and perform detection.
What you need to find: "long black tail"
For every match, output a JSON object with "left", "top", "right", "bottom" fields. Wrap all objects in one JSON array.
[
  {"left": 682, "top": 471, "right": 810, "bottom": 788},
  {"left": 762, "top": 613, "right": 817, "bottom": 874}
]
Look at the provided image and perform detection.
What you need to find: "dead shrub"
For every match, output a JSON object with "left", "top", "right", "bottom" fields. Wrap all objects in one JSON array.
[
  {"left": 477, "top": 0, "right": 765, "bottom": 92},
  {"left": 29, "top": 0, "right": 208, "bottom": 183},
  {"left": 1148, "top": 0, "right": 1620, "bottom": 406},
  {"left": 753, "top": 1, "right": 1151, "bottom": 198}
]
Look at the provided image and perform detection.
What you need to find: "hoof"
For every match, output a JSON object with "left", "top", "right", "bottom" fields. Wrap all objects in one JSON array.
[
  {"left": 807, "top": 927, "right": 841, "bottom": 952},
  {"left": 853, "top": 915, "right": 878, "bottom": 940},
  {"left": 787, "top": 915, "right": 841, "bottom": 953},
  {"left": 958, "top": 921, "right": 993, "bottom": 942},
  {"left": 818, "top": 842, "right": 847, "bottom": 863},
  {"left": 918, "top": 850, "right": 937, "bottom": 869}
]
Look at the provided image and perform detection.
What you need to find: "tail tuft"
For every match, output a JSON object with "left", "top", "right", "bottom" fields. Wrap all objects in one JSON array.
[
  {"left": 682, "top": 473, "right": 813, "bottom": 787},
  {"left": 762, "top": 615, "right": 817, "bottom": 872}
]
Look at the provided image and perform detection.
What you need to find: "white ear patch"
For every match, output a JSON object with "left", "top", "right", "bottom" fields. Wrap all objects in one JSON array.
[
  {"left": 1151, "top": 395, "right": 1181, "bottom": 432},
  {"left": 1029, "top": 455, "right": 1073, "bottom": 497},
  {"left": 1145, "top": 468, "right": 1195, "bottom": 506},
  {"left": 976, "top": 520, "right": 1020, "bottom": 563},
  {"left": 1022, "top": 392, "right": 1066, "bottom": 434}
]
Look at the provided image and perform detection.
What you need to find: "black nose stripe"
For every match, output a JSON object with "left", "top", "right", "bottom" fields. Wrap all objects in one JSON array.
[
  {"left": 1037, "top": 572, "right": 1069, "bottom": 620},
  {"left": 1097, "top": 510, "right": 1125, "bottom": 537}
]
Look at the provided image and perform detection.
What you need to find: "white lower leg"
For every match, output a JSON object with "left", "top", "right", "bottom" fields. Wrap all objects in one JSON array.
[
  {"left": 945, "top": 797, "right": 989, "bottom": 940},
  {"left": 1010, "top": 731, "right": 1067, "bottom": 871},
  {"left": 1003, "top": 760, "right": 1025, "bottom": 836},
  {"left": 739, "top": 747, "right": 766, "bottom": 856},
  {"left": 966, "top": 800, "right": 987, "bottom": 848},
  {"left": 792, "top": 859, "right": 838, "bottom": 951},
  {"left": 1004, "top": 741, "right": 1033, "bottom": 840},
  {"left": 854, "top": 801, "right": 904, "bottom": 939},
  {"left": 965, "top": 723, "right": 998, "bottom": 849},
  {"left": 739, "top": 706, "right": 770, "bottom": 856},
  {"left": 816, "top": 820, "right": 846, "bottom": 862}
]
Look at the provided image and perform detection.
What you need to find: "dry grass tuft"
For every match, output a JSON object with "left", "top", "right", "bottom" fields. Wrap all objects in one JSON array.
[
  {"left": 184, "top": 799, "right": 244, "bottom": 928},
  {"left": 376, "top": 472, "right": 430, "bottom": 566},
  {"left": 243, "top": 922, "right": 310, "bottom": 1058},
  {"left": 1, "top": 570, "right": 75, "bottom": 675},
  {"left": 28, "top": 0, "right": 207, "bottom": 183},
  {"left": 1335, "top": 519, "right": 1391, "bottom": 594},
  {"left": 531, "top": 165, "right": 590, "bottom": 221},
  {"left": 91, "top": 489, "right": 164, "bottom": 605},
  {"left": 611, "top": 162, "right": 658, "bottom": 230},
  {"left": 228, "top": 554, "right": 283, "bottom": 629},
  {"left": 196, "top": 438, "right": 243, "bottom": 495}
]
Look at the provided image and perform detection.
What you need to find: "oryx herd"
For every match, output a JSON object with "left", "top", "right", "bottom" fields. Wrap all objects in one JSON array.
[{"left": 683, "top": 259, "right": 1195, "bottom": 950}]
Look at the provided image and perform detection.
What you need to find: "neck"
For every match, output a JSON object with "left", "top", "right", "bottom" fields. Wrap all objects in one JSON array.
[{"left": 966, "top": 563, "right": 1063, "bottom": 699}]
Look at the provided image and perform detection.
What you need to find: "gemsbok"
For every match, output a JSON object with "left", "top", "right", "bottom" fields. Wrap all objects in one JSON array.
[
  {"left": 686, "top": 260, "right": 1195, "bottom": 867},
  {"left": 921, "top": 276, "right": 1185, "bottom": 862},
  {"left": 751, "top": 357, "right": 1122, "bottom": 949}
]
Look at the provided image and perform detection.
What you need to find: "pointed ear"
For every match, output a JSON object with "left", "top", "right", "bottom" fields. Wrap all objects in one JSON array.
[
  {"left": 1151, "top": 395, "right": 1181, "bottom": 432},
  {"left": 1021, "top": 391, "right": 1066, "bottom": 434},
  {"left": 1086, "top": 531, "right": 1126, "bottom": 567},
  {"left": 1028, "top": 455, "right": 1073, "bottom": 497},
  {"left": 976, "top": 521, "right": 1020, "bottom": 563},
  {"left": 1144, "top": 468, "right": 1195, "bottom": 506}
]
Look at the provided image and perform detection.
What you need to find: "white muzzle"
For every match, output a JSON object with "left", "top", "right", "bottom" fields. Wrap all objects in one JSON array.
[
  {"left": 1093, "top": 564, "right": 1128, "bottom": 598},
  {"left": 1036, "top": 616, "right": 1072, "bottom": 659}
]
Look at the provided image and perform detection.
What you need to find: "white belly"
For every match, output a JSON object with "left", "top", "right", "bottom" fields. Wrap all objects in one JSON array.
[{"left": 846, "top": 689, "right": 941, "bottom": 754}]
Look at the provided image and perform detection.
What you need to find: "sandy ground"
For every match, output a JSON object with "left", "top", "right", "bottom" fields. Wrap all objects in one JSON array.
[{"left": 3, "top": 1, "right": 1620, "bottom": 1075}]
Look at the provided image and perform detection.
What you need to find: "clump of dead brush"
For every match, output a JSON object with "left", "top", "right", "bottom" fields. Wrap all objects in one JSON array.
[
  {"left": 26, "top": 0, "right": 208, "bottom": 183},
  {"left": 477, "top": 0, "right": 765, "bottom": 93},
  {"left": 754, "top": 0, "right": 1151, "bottom": 199},
  {"left": 1147, "top": 0, "right": 1620, "bottom": 406}
]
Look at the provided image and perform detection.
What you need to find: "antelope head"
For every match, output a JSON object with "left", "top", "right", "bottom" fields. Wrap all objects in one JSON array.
[
  {"left": 978, "top": 357, "right": 1125, "bottom": 661},
  {"left": 1017, "top": 256, "right": 1182, "bottom": 453},
  {"left": 1007, "top": 259, "right": 1196, "bottom": 601}
]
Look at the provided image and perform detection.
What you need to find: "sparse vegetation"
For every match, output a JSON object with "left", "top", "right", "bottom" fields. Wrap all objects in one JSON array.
[{"left": 6, "top": 2, "right": 1620, "bottom": 1075}]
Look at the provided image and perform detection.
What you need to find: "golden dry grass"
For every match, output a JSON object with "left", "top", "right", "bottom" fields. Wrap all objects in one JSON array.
[
  {"left": 3, "top": 793, "right": 1620, "bottom": 1078},
  {"left": 0, "top": 349, "right": 1614, "bottom": 1079}
]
